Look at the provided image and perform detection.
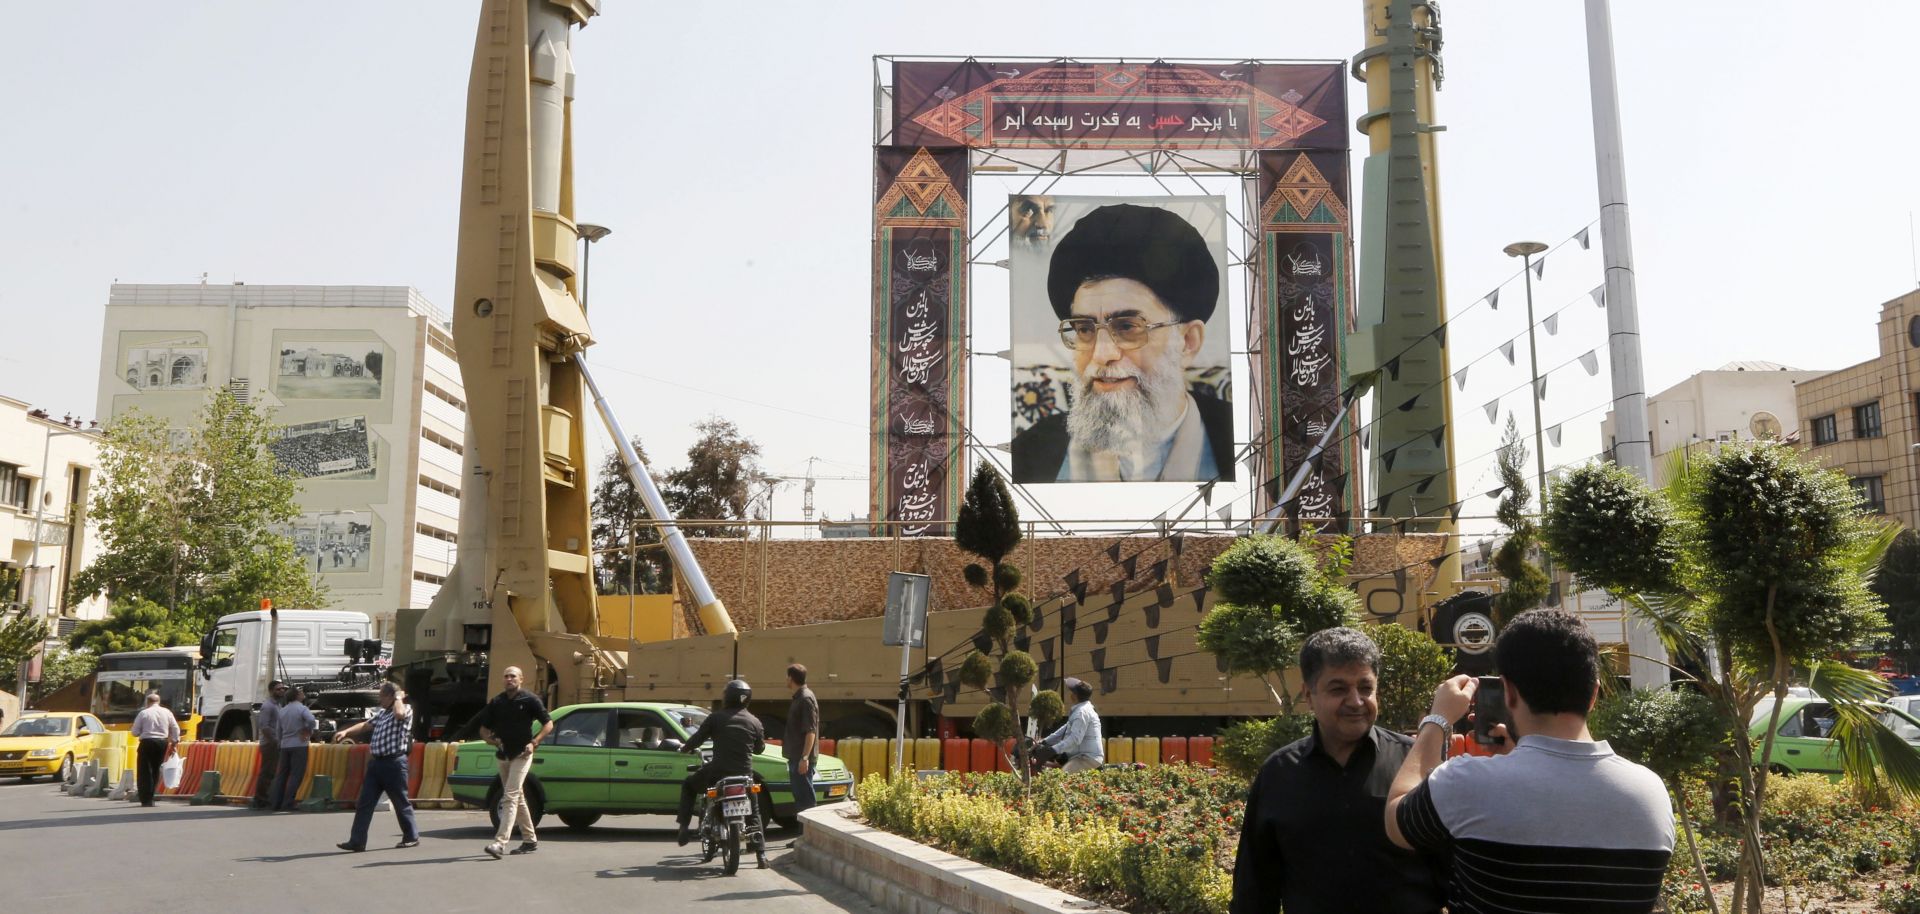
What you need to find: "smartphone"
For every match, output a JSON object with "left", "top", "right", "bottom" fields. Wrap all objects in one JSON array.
[{"left": 1472, "top": 676, "right": 1508, "bottom": 745}]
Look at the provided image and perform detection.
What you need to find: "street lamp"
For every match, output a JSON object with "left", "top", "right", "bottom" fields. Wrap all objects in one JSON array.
[
  {"left": 1503, "top": 241, "right": 1551, "bottom": 511},
  {"left": 577, "top": 223, "right": 612, "bottom": 312},
  {"left": 18, "top": 421, "right": 99, "bottom": 705}
]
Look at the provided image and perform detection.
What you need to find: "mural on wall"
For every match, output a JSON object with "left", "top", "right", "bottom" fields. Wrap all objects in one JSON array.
[
  {"left": 275, "top": 342, "right": 385, "bottom": 400},
  {"left": 283, "top": 510, "right": 375, "bottom": 574},
  {"left": 268, "top": 416, "right": 376, "bottom": 480},
  {"left": 121, "top": 334, "right": 210, "bottom": 391}
]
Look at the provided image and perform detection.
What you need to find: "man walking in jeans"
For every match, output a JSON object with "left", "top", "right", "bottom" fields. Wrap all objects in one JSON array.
[
  {"left": 251, "top": 681, "right": 287, "bottom": 810},
  {"left": 333, "top": 682, "right": 420, "bottom": 852},
  {"left": 784, "top": 664, "right": 820, "bottom": 832},
  {"left": 474, "top": 666, "right": 552, "bottom": 859}
]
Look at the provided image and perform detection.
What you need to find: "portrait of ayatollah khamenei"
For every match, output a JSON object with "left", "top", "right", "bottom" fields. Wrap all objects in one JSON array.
[{"left": 1008, "top": 195, "right": 1233, "bottom": 485}]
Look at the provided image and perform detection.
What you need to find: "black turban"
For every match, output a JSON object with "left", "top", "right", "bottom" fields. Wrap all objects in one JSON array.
[{"left": 1046, "top": 203, "right": 1219, "bottom": 323}]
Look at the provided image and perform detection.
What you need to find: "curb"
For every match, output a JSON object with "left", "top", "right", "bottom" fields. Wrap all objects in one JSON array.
[{"left": 795, "top": 806, "right": 1124, "bottom": 914}]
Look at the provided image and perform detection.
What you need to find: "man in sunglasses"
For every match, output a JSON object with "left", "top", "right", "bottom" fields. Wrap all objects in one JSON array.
[{"left": 1013, "top": 203, "right": 1233, "bottom": 484}]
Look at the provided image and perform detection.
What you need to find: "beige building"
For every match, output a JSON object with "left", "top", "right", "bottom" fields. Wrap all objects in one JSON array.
[
  {"left": 1602, "top": 361, "right": 1827, "bottom": 486},
  {"left": 95, "top": 284, "right": 467, "bottom": 632},
  {"left": 0, "top": 397, "right": 107, "bottom": 629},
  {"left": 1793, "top": 289, "right": 1920, "bottom": 530}
]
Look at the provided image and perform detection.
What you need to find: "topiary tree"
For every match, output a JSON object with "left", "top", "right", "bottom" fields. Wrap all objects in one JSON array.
[
  {"left": 1197, "top": 531, "right": 1357, "bottom": 712},
  {"left": 1213, "top": 714, "right": 1313, "bottom": 781},
  {"left": 1543, "top": 442, "right": 1907, "bottom": 914},
  {"left": 1361, "top": 622, "right": 1453, "bottom": 733},
  {"left": 953, "top": 464, "right": 1036, "bottom": 776},
  {"left": 1492, "top": 416, "right": 1550, "bottom": 624},
  {"left": 1591, "top": 688, "right": 1731, "bottom": 914}
]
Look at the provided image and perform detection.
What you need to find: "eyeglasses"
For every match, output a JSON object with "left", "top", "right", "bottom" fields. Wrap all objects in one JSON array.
[{"left": 1057, "top": 316, "right": 1183, "bottom": 351}]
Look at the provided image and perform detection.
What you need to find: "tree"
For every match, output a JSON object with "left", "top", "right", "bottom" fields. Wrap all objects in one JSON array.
[
  {"left": 35, "top": 648, "right": 97, "bottom": 696},
  {"left": 1196, "top": 532, "right": 1358, "bottom": 711},
  {"left": 1362, "top": 622, "right": 1453, "bottom": 733},
  {"left": 952, "top": 464, "right": 1036, "bottom": 777},
  {"left": 0, "top": 612, "right": 49, "bottom": 690},
  {"left": 363, "top": 350, "right": 382, "bottom": 380},
  {"left": 70, "top": 388, "right": 326, "bottom": 634},
  {"left": 1543, "top": 442, "right": 1906, "bottom": 914},
  {"left": 1873, "top": 529, "right": 1920, "bottom": 669},
  {"left": 590, "top": 437, "right": 667, "bottom": 595},
  {"left": 1491, "top": 416, "right": 1550, "bottom": 624},
  {"left": 662, "top": 418, "right": 773, "bottom": 539},
  {"left": 1591, "top": 688, "right": 1731, "bottom": 914},
  {"left": 69, "top": 599, "right": 203, "bottom": 655}
]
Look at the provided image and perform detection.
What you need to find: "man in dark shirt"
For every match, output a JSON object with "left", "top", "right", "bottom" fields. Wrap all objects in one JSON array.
[
  {"left": 473, "top": 666, "right": 553, "bottom": 859},
  {"left": 1231, "top": 627, "right": 1444, "bottom": 914},
  {"left": 677, "top": 678, "right": 766, "bottom": 847},
  {"left": 784, "top": 664, "right": 820, "bottom": 829}
]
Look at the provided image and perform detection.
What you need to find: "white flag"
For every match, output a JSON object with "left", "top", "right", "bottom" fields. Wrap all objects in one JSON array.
[
  {"left": 1580, "top": 349, "right": 1600, "bottom": 376},
  {"left": 1535, "top": 377, "right": 1549, "bottom": 400},
  {"left": 1547, "top": 424, "right": 1563, "bottom": 447},
  {"left": 1590, "top": 285, "right": 1606, "bottom": 308},
  {"left": 1576, "top": 227, "right": 1591, "bottom": 249},
  {"left": 1484, "top": 400, "right": 1500, "bottom": 423},
  {"left": 1454, "top": 366, "right": 1469, "bottom": 390},
  {"left": 1543, "top": 313, "right": 1559, "bottom": 335},
  {"left": 1487, "top": 289, "right": 1500, "bottom": 311},
  {"left": 1500, "top": 341, "right": 1516, "bottom": 365},
  {"left": 1532, "top": 258, "right": 1546, "bottom": 280}
]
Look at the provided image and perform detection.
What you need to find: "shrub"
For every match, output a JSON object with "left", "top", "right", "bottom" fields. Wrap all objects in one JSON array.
[
  {"left": 1589, "top": 688, "right": 1729, "bottom": 782},
  {"left": 1207, "top": 534, "right": 1319, "bottom": 607},
  {"left": 1028, "top": 690, "right": 1066, "bottom": 732},
  {"left": 1362, "top": 622, "right": 1453, "bottom": 733},
  {"left": 1213, "top": 715, "right": 1311, "bottom": 781}
]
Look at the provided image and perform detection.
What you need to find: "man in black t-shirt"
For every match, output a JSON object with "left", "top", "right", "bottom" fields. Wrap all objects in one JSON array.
[
  {"left": 677, "top": 679, "right": 766, "bottom": 847},
  {"left": 473, "top": 666, "right": 553, "bottom": 859}
]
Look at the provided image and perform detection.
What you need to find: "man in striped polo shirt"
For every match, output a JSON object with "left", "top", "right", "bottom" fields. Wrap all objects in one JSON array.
[
  {"left": 333, "top": 682, "right": 420, "bottom": 852},
  {"left": 1385, "top": 609, "right": 1674, "bottom": 913}
]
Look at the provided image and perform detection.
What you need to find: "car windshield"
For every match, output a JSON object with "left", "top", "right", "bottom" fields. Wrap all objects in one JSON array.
[
  {"left": 2, "top": 717, "right": 72, "bottom": 737},
  {"left": 1879, "top": 711, "right": 1920, "bottom": 743},
  {"left": 666, "top": 707, "right": 709, "bottom": 735}
]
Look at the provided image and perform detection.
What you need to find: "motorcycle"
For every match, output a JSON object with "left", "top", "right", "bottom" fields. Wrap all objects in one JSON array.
[{"left": 686, "top": 752, "right": 768, "bottom": 875}]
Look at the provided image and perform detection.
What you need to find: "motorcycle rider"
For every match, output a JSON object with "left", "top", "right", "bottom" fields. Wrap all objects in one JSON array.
[{"left": 677, "top": 679, "right": 767, "bottom": 847}]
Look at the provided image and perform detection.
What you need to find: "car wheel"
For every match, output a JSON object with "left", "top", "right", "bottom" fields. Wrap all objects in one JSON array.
[
  {"left": 559, "top": 812, "right": 601, "bottom": 832},
  {"left": 483, "top": 777, "right": 547, "bottom": 832},
  {"left": 1768, "top": 763, "right": 1793, "bottom": 776},
  {"left": 60, "top": 754, "right": 75, "bottom": 784}
]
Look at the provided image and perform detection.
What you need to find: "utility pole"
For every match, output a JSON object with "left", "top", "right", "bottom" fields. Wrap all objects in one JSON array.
[
  {"left": 1585, "top": 0, "right": 1668, "bottom": 687},
  {"left": 1505, "top": 241, "right": 1551, "bottom": 508}
]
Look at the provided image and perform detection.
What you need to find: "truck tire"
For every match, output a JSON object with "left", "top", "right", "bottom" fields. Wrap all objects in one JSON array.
[
  {"left": 483, "top": 775, "right": 547, "bottom": 833},
  {"left": 219, "top": 717, "right": 253, "bottom": 742}
]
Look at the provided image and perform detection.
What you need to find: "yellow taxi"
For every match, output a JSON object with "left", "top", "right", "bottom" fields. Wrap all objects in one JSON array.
[{"left": 0, "top": 712, "right": 110, "bottom": 783}]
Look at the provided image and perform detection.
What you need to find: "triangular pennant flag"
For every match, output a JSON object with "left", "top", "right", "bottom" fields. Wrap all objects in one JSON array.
[
  {"left": 1535, "top": 376, "right": 1549, "bottom": 400},
  {"left": 1041, "top": 639, "right": 1055, "bottom": 661},
  {"left": 1375, "top": 494, "right": 1392, "bottom": 514},
  {"left": 1398, "top": 395, "right": 1420, "bottom": 412},
  {"left": 1143, "top": 601, "right": 1161, "bottom": 629},
  {"left": 1532, "top": 257, "right": 1546, "bottom": 279},
  {"left": 1500, "top": 340, "right": 1516, "bottom": 365},
  {"left": 1145, "top": 635, "right": 1162, "bottom": 659},
  {"left": 1149, "top": 559, "right": 1169, "bottom": 583},
  {"left": 1454, "top": 366, "right": 1469, "bottom": 390},
  {"left": 1416, "top": 474, "right": 1438, "bottom": 494},
  {"left": 1029, "top": 603, "right": 1046, "bottom": 632},
  {"left": 1590, "top": 284, "right": 1606, "bottom": 308},
  {"left": 1198, "top": 482, "right": 1215, "bottom": 506},
  {"left": 1156, "top": 583, "right": 1175, "bottom": 607},
  {"left": 1100, "top": 669, "right": 1119, "bottom": 694},
  {"left": 1155, "top": 657, "right": 1174, "bottom": 684},
  {"left": 1381, "top": 447, "right": 1399, "bottom": 472},
  {"left": 1327, "top": 473, "right": 1350, "bottom": 493},
  {"left": 1484, "top": 400, "right": 1501, "bottom": 424},
  {"left": 1431, "top": 325, "right": 1448, "bottom": 347},
  {"left": 1107, "top": 600, "right": 1123, "bottom": 624},
  {"left": 1110, "top": 582, "right": 1127, "bottom": 607},
  {"left": 1576, "top": 227, "right": 1591, "bottom": 249},
  {"left": 1071, "top": 581, "right": 1089, "bottom": 605},
  {"left": 1061, "top": 606, "right": 1078, "bottom": 644},
  {"left": 1215, "top": 505, "right": 1233, "bottom": 524},
  {"left": 1015, "top": 632, "right": 1032, "bottom": 652},
  {"left": 1105, "top": 543, "right": 1122, "bottom": 563},
  {"left": 1448, "top": 500, "right": 1464, "bottom": 522},
  {"left": 1090, "top": 649, "right": 1107, "bottom": 672},
  {"left": 1543, "top": 313, "right": 1559, "bottom": 336},
  {"left": 929, "top": 694, "right": 944, "bottom": 714},
  {"left": 944, "top": 682, "right": 961, "bottom": 703},
  {"left": 1215, "top": 652, "right": 1231, "bottom": 674},
  {"left": 1486, "top": 484, "right": 1508, "bottom": 500},
  {"left": 972, "top": 633, "right": 992, "bottom": 654},
  {"left": 1392, "top": 566, "right": 1408, "bottom": 590},
  {"left": 1487, "top": 288, "right": 1500, "bottom": 311},
  {"left": 1360, "top": 428, "right": 1371, "bottom": 449},
  {"left": 1580, "top": 349, "right": 1599, "bottom": 376},
  {"left": 1394, "top": 518, "right": 1410, "bottom": 535},
  {"left": 1191, "top": 587, "right": 1209, "bottom": 614},
  {"left": 1092, "top": 621, "right": 1111, "bottom": 644},
  {"left": 1170, "top": 534, "right": 1185, "bottom": 557},
  {"left": 1547, "top": 424, "right": 1563, "bottom": 447},
  {"left": 925, "top": 659, "right": 945, "bottom": 689},
  {"left": 1036, "top": 660, "right": 1055, "bottom": 684},
  {"left": 1430, "top": 424, "right": 1447, "bottom": 447},
  {"left": 1547, "top": 580, "right": 1563, "bottom": 607},
  {"left": 1063, "top": 569, "right": 1082, "bottom": 587},
  {"left": 1121, "top": 555, "right": 1139, "bottom": 579},
  {"left": 1429, "top": 554, "right": 1448, "bottom": 569},
  {"left": 1385, "top": 356, "right": 1402, "bottom": 381}
]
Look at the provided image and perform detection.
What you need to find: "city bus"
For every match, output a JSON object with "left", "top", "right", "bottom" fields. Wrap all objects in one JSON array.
[{"left": 90, "top": 647, "right": 202, "bottom": 739}]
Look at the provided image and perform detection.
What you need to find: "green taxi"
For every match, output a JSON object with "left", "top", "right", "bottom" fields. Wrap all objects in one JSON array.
[
  {"left": 1750, "top": 695, "right": 1920, "bottom": 777},
  {"left": 448, "top": 701, "right": 853, "bottom": 831}
]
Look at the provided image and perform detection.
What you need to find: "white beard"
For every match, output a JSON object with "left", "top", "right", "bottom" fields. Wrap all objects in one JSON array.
[{"left": 1066, "top": 335, "right": 1190, "bottom": 455}]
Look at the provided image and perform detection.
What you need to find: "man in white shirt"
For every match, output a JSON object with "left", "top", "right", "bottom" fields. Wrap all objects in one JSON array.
[
  {"left": 1038, "top": 678, "right": 1105, "bottom": 773},
  {"left": 130, "top": 692, "right": 181, "bottom": 807}
]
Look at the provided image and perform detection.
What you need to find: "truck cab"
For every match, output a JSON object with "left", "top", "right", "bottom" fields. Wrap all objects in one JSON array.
[{"left": 196, "top": 609, "right": 375, "bottom": 741}]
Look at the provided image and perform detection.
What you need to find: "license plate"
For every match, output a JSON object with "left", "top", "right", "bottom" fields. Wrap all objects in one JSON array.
[
  {"left": 723, "top": 799, "right": 751, "bottom": 817},
  {"left": 828, "top": 785, "right": 847, "bottom": 797}
]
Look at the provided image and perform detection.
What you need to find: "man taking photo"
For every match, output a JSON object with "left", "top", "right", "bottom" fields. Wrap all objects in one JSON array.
[
  {"left": 1231, "top": 627, "right": 1442, "bottom": 914},
  {"left": 1385, "top": 609, "right": 1674, "bottom": 913}
]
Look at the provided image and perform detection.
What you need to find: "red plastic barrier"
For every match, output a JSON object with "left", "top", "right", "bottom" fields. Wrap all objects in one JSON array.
[
  {"left": 1189, "top": 736, "right": 1214, "bottom": 768},
  {"left": 818, "top": 738, "right": 836, "bottom": 760},
  {"left": 239, "top": 744, "right": 262, "bottom": 796},
  {"left": 942, "top": 738, "right": 970, "bottom": 772},
  {"left": 339, "top": 744, "right": 370, "bottom": 805},
  {"left": 969, "top": 738, "right": 995, "bottom": 773},
  {"left": 167, "top": 742, "right": 215, "bottom": 795},
  {"left": 407, "top": 743, "right": 426, "bottom": 797},
  {"left": 1161, "top": 736, "right": 1189, "bottom": 765}
]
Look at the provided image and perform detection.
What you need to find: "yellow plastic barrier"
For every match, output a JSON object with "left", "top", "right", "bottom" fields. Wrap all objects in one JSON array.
[
  {"left": 213, "top": 743, "right": 249, "bottom": 795},
  {"left": 837, "top": 737, "right": 863, "bottom": 785},
  {"left": 289, "top": 745, "right": 316, "bottom": 800},
  {"left": 1106, "top": 737, "right": 1133, "bottom": 764},
  {"left": 913, "top": 737, "right": 940, "bottom": 771},
  {"left": 417, "top": 742, "right": 456, "bottom": 801},
  {"left": 863, "top": 738, "right": 891, "bottom": 782},
  {"left": 1134, "top": 737, "right": 1161, "bottom": 768},
  {"left": 439, "top": 743, "right": 461, "bottom": 799},
  {"left": 95, "top": 744, "right": 126, "bottom": 785}
]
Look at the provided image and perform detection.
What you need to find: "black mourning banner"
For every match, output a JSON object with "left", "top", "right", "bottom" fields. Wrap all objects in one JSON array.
[
  {"left": 1100, "top": 669, "right": 1119, "bottom": 693},
  {"left": 1144, "top": 602, "right": 1161, "bottom": 629},
  {"left": 972, "top": 633, "right": 993, "bottom": 654},
  {"left": 1155, "top": 657, "right": 1175, "bottom": 684},
  {"left": 1061, "top": 606, "right": 1078, "bottom": 644},
  {"left": 1090, "top": 648, "right": 1107, "bottom": 671},
  {"left": 1093, "top": 621, "right": 1111, "bottom": 644},
  {"left": 1145, "top": 635, "right": 1162, "bottom": 659}
]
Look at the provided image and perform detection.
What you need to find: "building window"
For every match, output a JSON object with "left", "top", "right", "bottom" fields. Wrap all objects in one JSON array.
[
  {"left": 422, "top": 427, "right": 463, "bottom": 455},
  {"left": 1854, "top": 402, "right": 1882, "bottom": 439},
  {"left": 424, "top": 381, "right": 466, "bottom": 412},
  {"left": 0, "top": 463, "right": 27, "bottom": 511},
  {"left": 1851, "top": 476, "right": 1885, "bottom": 513},
  {"left": 1811, "top": 414, "right": 1838, "bottom": 445},
  {"left": 416, "top": 523, "right": 457, "bottom": 544},
  {"left": 418, "top": 475, "right": 460, "bottom": 499},
  {"left": 413, "top": 571, "right": 447, "bottom": 586}
]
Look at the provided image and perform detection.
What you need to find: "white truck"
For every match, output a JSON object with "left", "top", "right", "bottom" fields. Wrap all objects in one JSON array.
[{"left": 195, "top": 608, "right": 381, "bottom": 742}]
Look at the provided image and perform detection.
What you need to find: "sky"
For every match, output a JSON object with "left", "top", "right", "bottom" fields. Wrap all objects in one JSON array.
[{"left": 3, "top": 1, "right": 1916, "bottom": 535}]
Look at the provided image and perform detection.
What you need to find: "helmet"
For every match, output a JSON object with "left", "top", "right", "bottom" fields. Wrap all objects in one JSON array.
[{"left": 723, "top": 679, "right": 752, "bottom": 708}]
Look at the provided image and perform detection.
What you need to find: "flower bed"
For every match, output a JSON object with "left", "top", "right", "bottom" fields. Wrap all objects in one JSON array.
[{"left": 856, "top": 766, "right": 1242, "bottom": 914}]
